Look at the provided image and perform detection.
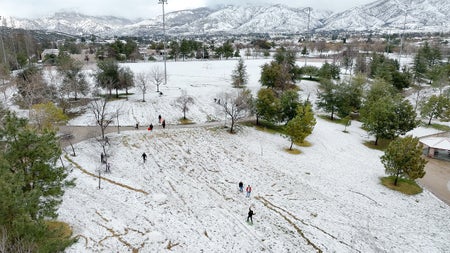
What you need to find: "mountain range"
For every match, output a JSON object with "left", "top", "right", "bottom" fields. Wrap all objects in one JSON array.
[{"left": 1, "top": 0, "right": 449, "bottom": 37}]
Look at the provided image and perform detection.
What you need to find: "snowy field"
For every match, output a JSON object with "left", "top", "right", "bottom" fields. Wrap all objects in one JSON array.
[{"left": 55, "top": 58, "right": 450, "bottom": 252}]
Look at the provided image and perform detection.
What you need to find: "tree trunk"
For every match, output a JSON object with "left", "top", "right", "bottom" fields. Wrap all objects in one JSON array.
[
  {"left": 374, "top": 136, "right": 379, "bottom": 145},
  {"left": 428, "top": 116, "right": 433, "bottom": 125},
  {"left": 394, "top": 171, "right": 400, "bottom": 186},
  {"left": 289, "top": 141, "right": 293, "bottom": 150},
  {"left": 230, "top": 118, "right": 235, "bottom": 133}
]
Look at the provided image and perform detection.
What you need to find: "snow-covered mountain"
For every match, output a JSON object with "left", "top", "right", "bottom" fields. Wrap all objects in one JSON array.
[
  {"left": 321, "top": 0, "right": 450, "bottom": 32},
  {"left": 1, "top": 0, "right": 449, "bottom": 36}
]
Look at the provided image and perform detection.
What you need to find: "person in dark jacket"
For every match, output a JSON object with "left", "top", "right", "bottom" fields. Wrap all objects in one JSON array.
[
  {"left": 238, "top": 182, "right": 244, "bottom": 192},
  {"left": 247, "top": 207, "right": 254, "bottom": 223},
  {"left": 142, "top": 152, "right": 147, "bottom": 163}
]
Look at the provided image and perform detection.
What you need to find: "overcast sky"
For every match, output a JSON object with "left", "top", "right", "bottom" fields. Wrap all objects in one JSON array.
[{"left": 0, "top": 0, "right": 376, "bottom": 20}]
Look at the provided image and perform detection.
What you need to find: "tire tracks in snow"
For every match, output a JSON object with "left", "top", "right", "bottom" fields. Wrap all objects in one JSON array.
[
  {"left": 65, "top": 154, "right": 149, "bottom": 195},
  {"left": 256, "top": 196, "right": 361, "bottom": 253}
]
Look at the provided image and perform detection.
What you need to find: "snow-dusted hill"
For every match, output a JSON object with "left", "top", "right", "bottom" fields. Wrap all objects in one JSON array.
[
  {"left": 321, "top": 0, "right": 450, "bottom": 32},
  {"left": 51, "top": 59, "right": 450, "bottom": 252},
  {"left": 1, "top": 0, "right": 449, "bottom": 36}
]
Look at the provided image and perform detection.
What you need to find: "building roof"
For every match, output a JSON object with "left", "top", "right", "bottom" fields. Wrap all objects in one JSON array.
[{"left": 420, "top": 137, "right": 450, "bottom": 150}]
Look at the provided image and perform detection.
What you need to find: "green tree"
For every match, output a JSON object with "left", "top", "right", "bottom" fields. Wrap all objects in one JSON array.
[
  {"left": 96, "top": 60, "right": 119, "bottom": 97},
  {"left": 420, "top": 94, "right": 450, "bottom": 125},
  {"left": 318, "top": 62, "right": 340, "bottom": 80},
  {"left": 260, "top": 61, "right": 293, "bottom": 91},
  {"left": 255, "top": 88, "right": 279, "bottom": 124},
  {"left": 279, "top": 89, "right": 300, "bottom": 123},
  {"left": 316, "top": 78, "right": 338, "bottom": 120},
  {"left": 222, "top": 41, "right": 234, "bottom": 59},
  {"left": 284, "top": 103, "right": 316, "bottom": 150},
  {"left": 274, "top": 47, "right": 300, "bottom": 81},
  {"left": 30, "top": 102, "right": 69, "bottom": 132},
  {"left": 335, "top": 76, "right": 364, "bottom": 118},
  {"left": 361, "top": 96, "right": 418, "bottom": 145},
  {"left": 300, "top": 65, "right": 319, "bottom": 80},
  {"left": 57, "top": 52, "right": 89, "bottom": 100},
  {"left": 118, "top": 66, "right": 135, "bottom": 96},
  {"left": 231, "top": 58, "right": 248, "bottom": 88},
  {"left": 0, "top": 112, "right": 75, "bottom": 251},
  {"left": 169, "top": 40, "right": 180, "bottom": 61},
  {"left": 380, "top": 136, "right": 427, "bottom": 186}
]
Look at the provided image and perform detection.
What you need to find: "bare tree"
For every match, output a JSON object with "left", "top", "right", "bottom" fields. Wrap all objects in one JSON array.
[
  {"left": 220, "top": 89, "right": 253, "bottom": 133},
  {"left": 0, "top": 63, "right": 11, "bottom": 100},
  {"left": 135, "top": 72, "right": 150, "bottom": 102},
  {"left": 89, "top": 98, "right": 115, "bottom": 140},
  {"left": 175, "top": 90, "right": 194, "bottom": 120},
  {"left": 150, "top": 66, "right": 165, "bottom": 93}
]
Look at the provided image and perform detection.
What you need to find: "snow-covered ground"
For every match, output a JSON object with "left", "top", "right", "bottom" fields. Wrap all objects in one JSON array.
[{"left": 54, "top": 58, "right": 450, "bottom": 252}]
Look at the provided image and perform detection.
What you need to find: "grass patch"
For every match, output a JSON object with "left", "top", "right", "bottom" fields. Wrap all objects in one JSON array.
[
  {"left": 295, "top": 140, "right": 311, "bottom": 147},
  {"left": 179, "top": 118, "right": 194, "bottom": 125},
  {"left": 363, "top": 138, "right": 391, "bottom": 151},
  {"left": 380, "top": 176, "right": 423, "bottom": 195},
  {"left": 46, "top": 221, "right": 73, "bottom": 239},
  {"left": 427, "top": 123, "right": 450, "bottom": 132},
  {"left": 284, "top": 148, "right": 301, "bottom": 154},
  {"left": 242, "top": 120, "right": 285, "bottom": 134}
]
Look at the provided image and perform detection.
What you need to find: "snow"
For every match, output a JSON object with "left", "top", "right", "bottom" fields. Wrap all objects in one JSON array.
[{"left": 55, "top": 58, "right": 450, "bottom": 252}]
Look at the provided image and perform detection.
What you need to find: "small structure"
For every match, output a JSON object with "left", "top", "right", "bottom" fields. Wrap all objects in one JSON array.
[
  {"left": 41, "top": 49, "right": 59, "bottom": 59},
  {"left": 420, "top": 137, "right": 450, "bottom": 158}
]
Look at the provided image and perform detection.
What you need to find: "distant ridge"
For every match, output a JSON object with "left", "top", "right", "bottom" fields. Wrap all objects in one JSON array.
[{"left": 1, "top": 0, "right": 449, "bottom": 36}]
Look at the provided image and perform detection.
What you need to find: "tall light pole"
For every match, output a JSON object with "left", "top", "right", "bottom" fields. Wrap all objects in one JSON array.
[
  {"left": 158, "top": 0, "right": 168, "bottom": 85},
  {"left": 0, "top": 16, "right": 7, "bottom": 66},
  {"left": 304, "top": 7, "right": 312, "bottom": 66}
]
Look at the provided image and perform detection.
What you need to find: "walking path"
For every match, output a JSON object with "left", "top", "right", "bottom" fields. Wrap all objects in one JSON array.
[{"left": 58, "top": 123, "right": 450, "bottom": 206}]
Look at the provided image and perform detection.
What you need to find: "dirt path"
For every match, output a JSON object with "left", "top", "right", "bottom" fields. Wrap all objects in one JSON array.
[{"left": 58, "top": 123, "right": 450, "bottom": 206}]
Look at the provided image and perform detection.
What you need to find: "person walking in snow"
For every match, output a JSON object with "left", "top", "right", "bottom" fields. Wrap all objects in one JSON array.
[
  {"left": 246, "top": 185, "right": 252, "bottom": 198},
  {"left": 158, "top": 114, "right": 162, "bottom": 123},
  {"left": 106, "top": 162, "right": 111, "bottom": 172},
  {"left": 142, "top": 152, "right": 147, "bottom": 163},
  {"left": 247, "top": 207, "right": 255, "bottom": 223},
  {"left": 162, "top": 119, "right": 166, "bottom": 129},
  {"left": 148, "top": 123, "right": 153, "bottom": 131},
  {"left": 239, "top": 181, "right": 244, "bottom": 192}
]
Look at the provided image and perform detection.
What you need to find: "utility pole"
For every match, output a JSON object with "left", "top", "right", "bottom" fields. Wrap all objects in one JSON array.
[
  {"left": 398, "top": 4, "right": 409, "bottom": 64},
  {"left": 158, "top": 0, "right": 168, "bottom": 85},
  {"left": 304, "top": 7, "right": 312, "bottom": 66},
  {"left": 0, "top": 16, "right": 7, "bottom": 66}
]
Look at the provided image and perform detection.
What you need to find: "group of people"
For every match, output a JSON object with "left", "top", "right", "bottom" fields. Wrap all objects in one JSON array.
[
  {"left": 135, "top": 114, "right": 166, "bottom": 132},
  {"left": 238, "top": 182, "right": 252, "bottom": 198},
  {"left": 238, "top": 182, "right": 255, "bottom": 224}
]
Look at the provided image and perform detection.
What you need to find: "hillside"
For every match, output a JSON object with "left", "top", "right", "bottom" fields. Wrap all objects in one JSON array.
[
  {"left": 42, "top": 58, "right": 450, "bottom": 252},
  {"left": 1, "top": 0, "right": 449, "bottom": 36}
]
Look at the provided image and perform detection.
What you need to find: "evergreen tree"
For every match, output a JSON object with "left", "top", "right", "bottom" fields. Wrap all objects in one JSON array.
[
  {"left": 380, "top": 136, "right": 427, "bottom": 186},
  {"left": 279, "top": 89, "right": 300, "bottom": 123},
  {"left": 255, "top": 88, "right": 279, "bottom": 124},
  {"left": 0, "top": 112, "right": 75, "bottom": 251},
  {"left": 284, "top": 103, "right": 316, "bottom": 150},
  {"left": 316, "top": 78, "right": 338, "bottom": 120},
  {"left": 318, "top": 62, "right": 340, "bottom": 80},
  {"left": 231, "top": 58, "right": 248, "bottom": 88}
]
